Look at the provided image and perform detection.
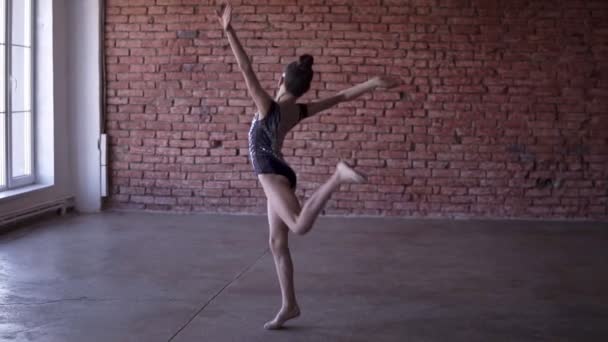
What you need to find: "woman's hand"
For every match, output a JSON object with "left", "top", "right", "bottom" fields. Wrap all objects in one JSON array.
[
  {"left": 372, "top": 76, "right": 402, "bottom": 89},
  {"left": 216, "top": 2, "right": 232, "bottom": 31}
]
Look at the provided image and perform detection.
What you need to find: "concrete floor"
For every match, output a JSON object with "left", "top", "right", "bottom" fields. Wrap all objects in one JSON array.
[{"left": 1, "top": 212, "right": 607, "bottom": 342}]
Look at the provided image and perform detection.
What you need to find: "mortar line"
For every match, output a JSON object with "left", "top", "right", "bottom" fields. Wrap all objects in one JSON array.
[{"left": 167, "top": 247, "right": 269, "bottom": 342}]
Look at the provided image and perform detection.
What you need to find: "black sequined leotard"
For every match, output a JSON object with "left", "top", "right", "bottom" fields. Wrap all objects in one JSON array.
[{"left": 248, "top": 101, "right": 308, "bottom": 189}]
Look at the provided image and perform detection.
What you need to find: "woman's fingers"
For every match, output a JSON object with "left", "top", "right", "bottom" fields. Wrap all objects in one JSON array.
[
  {"left": 216, "top": 2, "right": 232, "bottom": 29},
  {"left": 225, "top": 3, "right": 232, "bottom": 24},
  {"left": 389, "top": 77, "right": 402, "bottom": 88},
  {"left": 373, "top": 75, "right": 400, "bottom": 89},
  {"left": 377, "top": 76, "right": 401, "bottom": 89}
]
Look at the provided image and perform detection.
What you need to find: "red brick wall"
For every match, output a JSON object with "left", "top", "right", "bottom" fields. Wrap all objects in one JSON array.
[{"left": 104, "top": 0, "right": 608, "bottom": 219}]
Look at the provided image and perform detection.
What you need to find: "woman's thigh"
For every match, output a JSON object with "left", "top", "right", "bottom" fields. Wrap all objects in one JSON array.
[{"left": 259, "top": 174, "right": 301, "bottom": 229}]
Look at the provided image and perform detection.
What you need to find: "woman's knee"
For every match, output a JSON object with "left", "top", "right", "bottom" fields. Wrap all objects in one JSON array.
[
  {"left": 293, "top": 224, "right": 311, "bottom": 236},
  {"left": 269, "top": 236, "right": 288, "bottom": 254}
]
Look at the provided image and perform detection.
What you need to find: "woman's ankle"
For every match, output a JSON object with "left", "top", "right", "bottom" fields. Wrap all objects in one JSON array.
[{"left": 281, "top": 302, "right": 299, "bottom": 311}]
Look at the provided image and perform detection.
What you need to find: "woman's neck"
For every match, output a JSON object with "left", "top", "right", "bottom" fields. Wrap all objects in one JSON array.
[{"left": 275, "top": 90, "right": 297, "bottom": 104}]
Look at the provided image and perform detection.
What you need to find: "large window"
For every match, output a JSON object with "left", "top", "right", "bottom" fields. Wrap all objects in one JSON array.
[{"left": 0, "top": 0, "right": 34, "bottom": 191}]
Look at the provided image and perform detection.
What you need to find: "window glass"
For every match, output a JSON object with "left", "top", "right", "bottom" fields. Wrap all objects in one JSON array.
[
  {"left": 11, "top": 45, "right": 31, "bottom": 111},
  {"left": 11, "top": 111, "right": 31, "bottom": 177},
  {"left": 12, "top": 0, "right": 31, "bottom": 47}
]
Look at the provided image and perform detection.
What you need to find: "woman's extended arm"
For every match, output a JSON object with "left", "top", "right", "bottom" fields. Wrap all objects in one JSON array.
[
  {"left": 305, "top": 76, "right": 401, "bottom": 118},
  {"left": 217, "top": 3, "right": 272, "bottom": 115}
]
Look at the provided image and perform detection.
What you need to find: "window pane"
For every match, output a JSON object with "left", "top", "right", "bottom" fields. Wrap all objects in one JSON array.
[
  {"left": 12, "top": 0, "right": 31, "bottom": 47},
  {"left": 0, "top": 0, "right": 5, "bottom": 44},
  {"left": 0, "top": 112, "right": 5, "bottom": 187},
  {"left": 0, "top": 47, "right": 4, "bottom": 112},
  {"left": 11, "top": 111, "right": 31, "bottom": 177},
  {"left": 11, "top": 46, "right": 31, "bottom": 112}
]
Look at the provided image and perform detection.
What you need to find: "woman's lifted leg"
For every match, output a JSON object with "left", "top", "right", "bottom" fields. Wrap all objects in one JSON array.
[{"left": 259, "top": 161, "right": 366, "bottom": 237}]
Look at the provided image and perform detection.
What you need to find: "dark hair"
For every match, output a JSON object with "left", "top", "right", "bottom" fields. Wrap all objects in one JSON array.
[{"left": 284, "top": 54, "right": 314, "bottom": 97}]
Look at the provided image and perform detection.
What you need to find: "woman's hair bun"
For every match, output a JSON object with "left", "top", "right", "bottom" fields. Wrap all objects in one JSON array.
[{"left": 298, "top": 54, "right": 314, "bottom": 69}]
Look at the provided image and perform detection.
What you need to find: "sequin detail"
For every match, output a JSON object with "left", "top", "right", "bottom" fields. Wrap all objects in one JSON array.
[{"left": 248, "top": 101, "right": 297, "bottom": 188}]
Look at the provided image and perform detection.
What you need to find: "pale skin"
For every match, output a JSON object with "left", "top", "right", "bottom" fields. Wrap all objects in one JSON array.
[{"left": 217, "top": 2, "right": 401, "bottom": 330}]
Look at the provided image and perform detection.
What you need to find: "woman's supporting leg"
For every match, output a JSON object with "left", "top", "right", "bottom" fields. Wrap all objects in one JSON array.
[
  {"left": 259, "top": 161, "right": 365, "bottom": 236},
  {"left": 264, "top": 201, "right": 300, "bottom": 330}
]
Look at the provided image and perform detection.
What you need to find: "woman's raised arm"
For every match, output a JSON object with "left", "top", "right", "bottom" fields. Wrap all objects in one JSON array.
[
  {"left": 304, "top": 76, "right": 401, "bottom": 118},
  {"left": 217, "top": 3, "right": 273, "bottom": 116}
]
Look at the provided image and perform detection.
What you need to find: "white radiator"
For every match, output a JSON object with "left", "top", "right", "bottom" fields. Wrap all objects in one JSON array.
[{"left": 0, "top": 196, "right": 74, "bottom": 228}]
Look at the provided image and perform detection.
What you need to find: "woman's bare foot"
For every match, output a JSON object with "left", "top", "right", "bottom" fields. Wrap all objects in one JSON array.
[
  {"left": 263, "top": 305, "right": 301, "bottom": 330},
  {"left": 336, "top": 161, "right": 367, "bottom": 183}
]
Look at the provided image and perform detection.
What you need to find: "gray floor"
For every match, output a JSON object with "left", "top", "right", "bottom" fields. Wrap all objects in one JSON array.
[{"left": 1, "top": 212, "right": 607, "bottom": 342}]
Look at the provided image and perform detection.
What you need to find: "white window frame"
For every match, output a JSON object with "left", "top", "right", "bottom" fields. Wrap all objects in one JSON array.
[{"left": 1, "top": 0, "right": 35, "bottom": 191}]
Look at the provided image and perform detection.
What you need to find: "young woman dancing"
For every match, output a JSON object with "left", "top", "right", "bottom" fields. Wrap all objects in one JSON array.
[{"left": 217, "top": 3, "right": 400, "bottom": 330}]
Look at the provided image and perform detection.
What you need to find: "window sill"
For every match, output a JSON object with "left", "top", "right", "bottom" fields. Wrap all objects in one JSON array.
[{"left": 0, "top": 183, "right": 54, "bottom": 202}]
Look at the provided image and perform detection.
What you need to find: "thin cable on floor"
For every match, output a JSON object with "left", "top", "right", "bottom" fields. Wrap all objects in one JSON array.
[{"left": 167, "top": 248, "right": 269, "bottom": 342}]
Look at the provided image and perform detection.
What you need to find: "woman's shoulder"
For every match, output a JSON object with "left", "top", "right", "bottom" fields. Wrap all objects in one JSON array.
[
  {"left": 255, "top": 100, "right": 278, "bottom": 120},
  {"left": 276, "top": 101, "right": 302, "bottom": 116}
]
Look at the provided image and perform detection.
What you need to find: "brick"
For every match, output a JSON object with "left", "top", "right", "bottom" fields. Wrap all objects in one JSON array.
[{"left": 104, "top": 0, "right": 608, "bottom": 219}]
